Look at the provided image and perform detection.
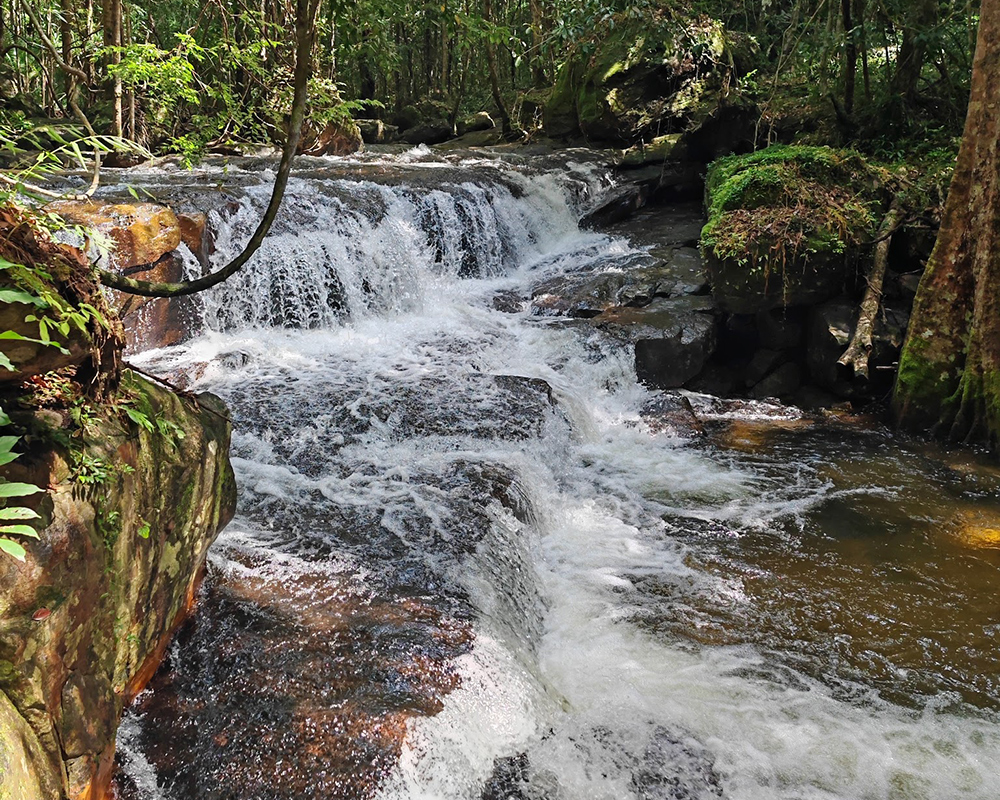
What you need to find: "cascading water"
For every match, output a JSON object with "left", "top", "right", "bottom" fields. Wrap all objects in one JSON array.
[{"left": 116, "top": 148, "right": 1000, "bottom": 800}]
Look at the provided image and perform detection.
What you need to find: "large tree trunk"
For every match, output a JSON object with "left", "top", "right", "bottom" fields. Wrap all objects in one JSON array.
[{"left": 893, "top": 0, "right": 1000, "bottom": 451}]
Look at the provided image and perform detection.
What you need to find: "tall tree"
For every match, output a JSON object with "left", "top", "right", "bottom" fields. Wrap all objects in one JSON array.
[{"left": 893, "top": 0, "right": 1000, "bottom": 450}]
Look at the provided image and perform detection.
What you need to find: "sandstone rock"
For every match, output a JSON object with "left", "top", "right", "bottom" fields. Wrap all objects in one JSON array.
[
  {"left": 0, "top": 374, "right": 235, "bottom": 800},
  {"left": 48, "top": 201, "right": 182, "bottom": 270},
  {"left": 111, "top": 252, "right": 200, "bottom": 353},
  {"left": 177, "top": 211, "right": 211, "bottom": 265},
  {"left": 593, "top": 295, "right": 718, "bottom": 388},
  {"left": 356, "top": 118, "right": 386, "bottom": 143}
]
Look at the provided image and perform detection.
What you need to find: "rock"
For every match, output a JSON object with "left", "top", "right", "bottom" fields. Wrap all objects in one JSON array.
[
  {"left": 0, "top": 374, "right": 235, "bottom": 800},
  {"left": 750, "top": 361, "right": 803, "bottom": 400},
  {"left": 111, "top": 252, "right": 201, "bottom": 353},
  {"left": 542, "top": 14, "right": 755, "bottom": 151},
  {"left": 641, "top": 392, "right": 705, "bottom": 437},
  {"left": 593, "top": 295, "right": 718, "bottom": 388},
  {"left": 744, "top": 348, "right": 787, "bottom": 387},
  {"left": 0, "top": 298, "right": 91, "bottom": 379},
  {"left": 806, "top": 299, "right": 908, "bottom": 399},
  {"left": 481, "top": 753, "right": 530, "bottom": 800},
  {"left": 176, "top": 211, "right": 212, "bottom": 265},
  {"left": 401, "top": 121, "right": 455, "bottom": 145},
  {"left": 492, "top": 290, "right": 525, "bottom": 313},
  {"left": 620, "top": 133, "right": 687, "bottom": 167},
  {"left": 298, "top": 117, "right": 363, "bottom": 156},
  {"left": 48, "top": 200, "right": 182, "bottom": 270},
  {"left": 702, "top": 145, "right": 887, "bottom": 314},
  {"left": 755, "top": 308, "right": 804, "bottom": 350},
  {"left": 458, "top": 112, "right": 495, "bottom": 135},
  {"left": 356, "top": 118, "right": 385, "bottom": 143},
  {"left": 580, "top": 184, "right": 650, "bottom": 228},
  {"left": 530, "top": 255, "right": 678, "bottom": 317}
]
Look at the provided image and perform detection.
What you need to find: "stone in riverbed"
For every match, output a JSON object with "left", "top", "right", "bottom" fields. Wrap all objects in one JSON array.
[{"left": 592, "top": 295, "right": 718, "bottom": 388}]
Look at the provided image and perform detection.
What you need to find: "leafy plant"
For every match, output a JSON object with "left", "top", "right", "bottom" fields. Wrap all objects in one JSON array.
[{"left": 0, "top": 407, "right": 43, "bottom": 562}]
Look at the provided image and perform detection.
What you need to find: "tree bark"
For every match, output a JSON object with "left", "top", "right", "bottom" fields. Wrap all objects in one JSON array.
[{"left": 893, "top": 0, "right": 1000, "bottom": 451}]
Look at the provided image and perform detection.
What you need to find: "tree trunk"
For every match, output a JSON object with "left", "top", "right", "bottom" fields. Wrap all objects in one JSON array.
[
  {"left": 893, "top": 0, "right": 1000, "bottom": 451},
  {"left": 841, "top": 0, "right": 856, "bottom": 116},
  {"left": 891, "top": 0, "right": 938, "bottom": 104},
  {"left": 483, "top": 0, "right": 511, "bottom": 135},
  {"left": 101, "top": 0, "right": 121, "bottom": 136}
]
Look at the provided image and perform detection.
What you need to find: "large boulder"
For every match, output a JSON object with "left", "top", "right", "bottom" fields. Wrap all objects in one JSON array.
[
  {"left": 47, "top": 201, "right": 182, "bottom": 270},
  {"left": 593, "top": 295, "right": 718, "bottom": 388},
  {"left": 0, "top": 374, "right": 235, "bottom": 800},
  {"left": 542, "top": 11, "right": 756, "bottom": 150},
  {"left": 701, "top": 146, "right": 887, "bottom": 314}
]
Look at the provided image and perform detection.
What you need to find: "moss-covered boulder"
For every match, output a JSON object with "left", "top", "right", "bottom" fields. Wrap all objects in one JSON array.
[
  {"left": 701, "top": 145, "right": 887, "bottom": 314},
  {"left": 0, "top": 371, "right": 235, "bottom": 800},
  {"left": 542, "top": 10, "right": 755, "bottom": 150}
]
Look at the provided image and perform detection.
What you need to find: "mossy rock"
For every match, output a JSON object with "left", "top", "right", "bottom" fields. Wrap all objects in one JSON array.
[
  {"left": 542, "top": 12, "right": 737, "bottom": 146},
  {"left": 701, "top": 145, "right": 888, "bottom": 314}
]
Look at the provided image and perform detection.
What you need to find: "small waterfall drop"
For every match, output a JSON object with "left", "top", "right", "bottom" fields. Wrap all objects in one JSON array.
[{"left": 117, "top": 148, "right": 1000, "bottom": 800}]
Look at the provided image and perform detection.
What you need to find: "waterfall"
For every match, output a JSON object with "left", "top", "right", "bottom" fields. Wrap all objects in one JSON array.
[{"left": 118, "top": 149, "right": 1000, "bottom": 800}]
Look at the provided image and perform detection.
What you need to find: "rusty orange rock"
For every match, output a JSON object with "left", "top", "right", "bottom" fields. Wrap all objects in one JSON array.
[{"left": 48, "top": 201, "right": 182, "bottom": 269}]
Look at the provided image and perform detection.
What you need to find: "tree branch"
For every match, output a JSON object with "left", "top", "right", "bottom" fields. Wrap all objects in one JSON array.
[
  {"left": 97, "top": 0, "right": 319, "bottom": 298},
  {"left": 838, "top": 200, "right": 903, "bottom": 378}
]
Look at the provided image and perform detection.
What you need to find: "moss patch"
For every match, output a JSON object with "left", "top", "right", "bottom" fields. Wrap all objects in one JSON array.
[{"left": 702, "top": 145, "right": 886, "bottom": 264}]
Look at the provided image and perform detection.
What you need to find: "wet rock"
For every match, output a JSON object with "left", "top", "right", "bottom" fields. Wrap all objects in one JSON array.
[
  {"left": 593, "top": 295, "right": 718, "bottom": 389},
  {"left": 177, "top": 210, "right": 212, "bottom": 266},
  {"left": 806, "top": 299, "right": 908, "bottom": 399},
  {"left": 48, "top": 200, "right": 182, "bottom": 269},
  {"left": 481, "top": 753, "right": 530, "bottom": 800},
  {"left": 633, "top": 726, "right": 724, "bottom": 799},
  {"left": 750, "top": 361, "right": 803, "bottom": 401},
  {"left": 298, "top": 117, "right": 363, "bottom": 156},
  {"left": 603, "top": 202, "right": 705, "bottom": 250},
  {"left": 112, "top": 252, "right": 201, "bottom": 353},
  {"left": 530, "top": 255, "right": 667, "bottom": 317},
  {"left": 0, "top": 375, "right": 235, "bottom": 800},
  {"left": 641, "top": 392, "right": 705, "bottom": 438},
  {"left": 493, "top": 290, "right": 526, "bottom": 313},
  {"left": 580, "top": 183, "right": 650, "bottom": 228}
]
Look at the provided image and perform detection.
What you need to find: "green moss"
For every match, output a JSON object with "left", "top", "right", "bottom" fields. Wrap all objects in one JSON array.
[{"left": 702, "top": 145, "right": 885, "bottom": 263}]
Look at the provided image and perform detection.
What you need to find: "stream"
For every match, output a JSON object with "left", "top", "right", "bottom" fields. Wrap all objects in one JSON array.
[{"left": 113, "top": 146, "right": 1000, "bottom": 800}]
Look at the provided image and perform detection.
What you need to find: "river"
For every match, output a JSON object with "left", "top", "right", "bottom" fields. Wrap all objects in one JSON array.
[{"left": 113, "top": 146, "right": 1000, "bottom": 800}]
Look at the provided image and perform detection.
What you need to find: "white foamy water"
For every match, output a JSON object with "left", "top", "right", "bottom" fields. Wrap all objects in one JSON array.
[{"left": 121, "top": 149, "right": 1000, "bottom": 800}]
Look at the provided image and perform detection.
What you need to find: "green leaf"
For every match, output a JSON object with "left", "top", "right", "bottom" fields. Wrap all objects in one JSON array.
[
  {"left": 0, "top": 506, "right": 39, "bottom": 521},
  {"left": 138, "top": 521, "right": 151, "bottom": 539},
  {"left": 0, "top": 538, "right": 26, "bottom": 561},
  {"left": 0, "top": 435, "right": 19, "bottom": 453},
  {"left": 0, "top": 353, "right": 14, "bottom": 372},
  {"left": 0, "top": 482, "right": 44, "bottom": 498},
  {"left": 0, "top": 408, "right": 10, "bottom": 425},
  {"left": 0, "top": 288, "right": 46, "bottom": 307},
  {"left": 0, "top": 452, "right": 19, "bottom": 466},
  {"left": 0, "top": 524, "right": 39, "bottom": 538},
  {"left": 126, "top": 408, "right": 155, "bottom": 432}
]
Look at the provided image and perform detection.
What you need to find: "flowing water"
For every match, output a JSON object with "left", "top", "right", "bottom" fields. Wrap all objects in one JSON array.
[{"left": 114, "top": 147, "right": 1000, "bottom": 800}]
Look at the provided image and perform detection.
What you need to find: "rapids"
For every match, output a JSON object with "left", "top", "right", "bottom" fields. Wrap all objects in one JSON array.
[{"left": 114, "top": 147, "right": 1000, "bottom": 800}]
